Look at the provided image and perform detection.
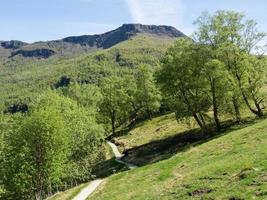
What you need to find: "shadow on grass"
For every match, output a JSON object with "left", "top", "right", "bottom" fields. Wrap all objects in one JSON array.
[
  {"left": 95, "top": 116, "right": 264, "bottom": 179},
  {"left": 121, "top": 117, "right": 263, "bottom": 166},
  {"left": 107, "top": 113, "right": 175, "bottom": 139},
  {"left": 92, "top": 157, "right": 129, "bottom": 179}
]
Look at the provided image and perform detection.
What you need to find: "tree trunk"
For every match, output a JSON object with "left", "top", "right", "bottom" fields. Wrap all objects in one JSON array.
[
  {"left": 211, "top": 81, "right": 221, "bottom": 131},
  {"left": 147, "top": 109, "right": 152, "bottom": 120},
  {"left": 236, "top": 74, "right": 263, "bottom": 117},
  {"left": 254, "top": 101, "right": 264, "bottom": 117},
  {"left": 240, "top": 88, "right": 263, "bottom": 117},
  {"left": 251, "top": 90, "right": 264, "bottom": 117},
  {"left": 111, "top": 118, "right": 115, "bottom": 136},
  {"left": 193, "top": 113, "right": 203, "bottom": 129},
  {"left": 193, "top": 113, "right": 208, "bottom": 134},
  {"left": 35, "top": 191, "right": 42, "bottom": 200},
  {"left": 199, "top": 112, "right": 208, "bottom": 134},
  {"left": 232, "top": 96, "right": 241, "bottom": 122},
  {"left": 111, "top": 112, "right": 116, "bottom": 135},
  {"left": 128, "top": 110, "right": 138, "bottom": 129}
]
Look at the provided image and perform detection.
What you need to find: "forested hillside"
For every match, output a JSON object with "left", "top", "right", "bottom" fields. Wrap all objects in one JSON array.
[
  {"left": 0, "top": 33, "right": 176, "bottom": 113},
  {"left": 0, "top": 10, "right": 266, "bottom": 200}
]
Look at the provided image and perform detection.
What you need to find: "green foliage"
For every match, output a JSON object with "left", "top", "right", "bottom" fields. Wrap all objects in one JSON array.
[
  {"left": 0, "top": 11, "right": 266, "bottom": 199},
  {"left": 158, "top": 11, "right": 266, "bottom": 133},
  {"left": 60, "top": 82, "right": 103, "bottom": 114},
  {"left": 194, "top": 10, "right": 266, "bottom": 117},
  {"left": 2, "top": 108, "right": 69, "bottom": 199},
  {"left": 99, "top": 64, "right": 162, "bottom": 135},
  {"left": 134, "top": 65, "right": 161, "bottom": 120},
  {"left": 1, "top": 91, "right": 105, "bottom": 199},
  {"left": 193, "top": 10, "right": 266, "bottom": 53},
  {"left": 0, "top": 33, "right": 171, "bottom": 198},
  {"left": 100, "top": 76, "right": 132, "bottom": 135},
  {"left": 0, "top": 34, "right": 171, "bottom": 113},
  {"left": 33, "top": 91, "right": 105, "bottom": 182},
  {"left": 203, "top": 59, "right": 232, "bottom": 129},
  {"left": 157, "top": 38, "right": 211, "bottom": 132}
]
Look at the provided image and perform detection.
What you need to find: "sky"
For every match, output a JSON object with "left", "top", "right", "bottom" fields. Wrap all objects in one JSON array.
[{"left": 0, "top": 0, "right": 266, "bottom": 43}]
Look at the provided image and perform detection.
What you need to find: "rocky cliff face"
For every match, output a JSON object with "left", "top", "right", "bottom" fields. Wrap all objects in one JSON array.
[
  {"left": 63, "top": 24, "right": 185, "bottom": 49},
  {"left": 0, "top": 40, "right": 27, "bottom": 49},
  {"left": 0, "top": 24, "right": 186, "bottom": 59},
  {"left": 11, "top": 48, "right": 56, "bottom": 58}
]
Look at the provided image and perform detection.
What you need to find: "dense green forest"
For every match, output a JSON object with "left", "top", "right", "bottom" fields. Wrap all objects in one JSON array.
[{"left": 0, "top": 11, "right": 266, "bottom": 200}]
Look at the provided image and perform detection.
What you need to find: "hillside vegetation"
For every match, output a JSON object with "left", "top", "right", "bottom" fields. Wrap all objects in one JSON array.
[
  {"left": 0, "top": 34, "right": 174, "bottom": 112},
  {"left": 89, "top": 118, "right": 267, "bottom": 200},
  {"left": 1, "top": 11, "right": 266, "bottom": 200}
]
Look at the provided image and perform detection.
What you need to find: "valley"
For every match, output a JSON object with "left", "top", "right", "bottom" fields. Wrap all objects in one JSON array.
[{"left": 0, "top": 8, "right": 266, "bottom": 200}]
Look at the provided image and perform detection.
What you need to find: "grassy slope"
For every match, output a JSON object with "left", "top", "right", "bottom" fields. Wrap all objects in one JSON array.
[
  {"left": 89, "top": 118, "right": 267, "bottom": 200},
  {"left": 117, "top": 113, "right": 196, "bottom": 149},
  {"left": 48, "top": 183, "right": 89, "bottom": 200}
]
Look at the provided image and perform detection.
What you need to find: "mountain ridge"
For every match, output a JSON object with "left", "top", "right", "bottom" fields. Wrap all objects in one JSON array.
[{"left": 0, "top": 24, "right": 186, "bottom": 60}]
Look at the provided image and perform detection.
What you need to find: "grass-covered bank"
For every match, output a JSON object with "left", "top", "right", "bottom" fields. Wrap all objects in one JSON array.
[
  {"left": 47, "top": 183, "right": 89, "bottom": 200},
  {"left": 116, "top": 113, "right": 195, "bottom": 149},
  {"left": 89, "top": 118, "right": 267, "bottom": 200}
]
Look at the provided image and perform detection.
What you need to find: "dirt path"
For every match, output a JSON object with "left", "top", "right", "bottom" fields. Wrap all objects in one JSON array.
[
  {"left": 107, "top": 141, "right": 137, "bottom": 169},
  {"left": 72, "top": 141, "right": 137, "bottom": 200},
  {"left": 72, "top": 180, "right": 104, "bottom": 200}
]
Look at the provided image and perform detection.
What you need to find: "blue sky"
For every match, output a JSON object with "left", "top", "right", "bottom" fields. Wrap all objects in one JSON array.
[{"left": 0, "top": 0, "right": 266, "bottom": 42}]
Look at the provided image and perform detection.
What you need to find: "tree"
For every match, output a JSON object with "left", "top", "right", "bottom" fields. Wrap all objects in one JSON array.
[
  {"left": 203, "top": 59, "right": 231, "bottom": 130},
  {"left": 157, "top": 38, "right": 211, "bottom": 133},
  {"left": 62, "top": 82, "right": 102, "bottom": 109},
  {"left": 100, "top": 76, "right": 131, "bottom": 135},
  {"left": 3, "top": 108, "right": 69, "bottom": 200},
  {"left": 60, "top": 82, "right": 103, "bottom": 119},
  {"left": 240, "top": 54, "right": 266, "bottom": 116},
  {"left": 193, "top": 10, "right": 266, "bottom": 52},
  {"left": 219, "top": 43, "right": 265, "bottom": 117},
  {"left": 2, "top": 90, "right": 105, "bottom": 199},
  {"left": 33, "top": 91, "right": 105, "bottom": 184},
  {"left": 135, "top": 65, "right": 161, "bottom": 120},
  {"left": 194, "top": 10, "right": 266, "bottom": 117}
]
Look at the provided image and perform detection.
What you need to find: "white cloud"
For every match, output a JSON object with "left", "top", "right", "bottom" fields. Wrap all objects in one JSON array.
[{"left": 126, "top": 0, "right": 186, "bottom": 27}]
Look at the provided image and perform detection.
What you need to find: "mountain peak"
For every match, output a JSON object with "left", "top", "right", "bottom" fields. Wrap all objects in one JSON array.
[
  {"left": 63, "top": 24, "right": 186, "bottom": 49},
  {"left": 120, "top": 24, "right": 185, "bottom": 37},
  {"left": 1, "top": 24, "right": 186, "bottom": 60}
]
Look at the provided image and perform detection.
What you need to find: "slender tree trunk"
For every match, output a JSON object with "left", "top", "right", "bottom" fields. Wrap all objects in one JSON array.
[
  {"left": 254, "top": 101, "right": 264, "bottom": 117},
  {"left": 199, "top": 112, "right": 208, "bottom": 134},
  {"left": 211, "top": 82, "right": 221, "bottom": 131},
  {"left": 193, "top": 113, "right": 203, "bottom": 129},
  {"left": 147, "top": 109, "right": 152, "bottom": 120},
  {"left": 35, "top": 191, "right": 42, "bottom": 200},
  {"left": 111, "top": 119, "right": 115, "bottom": 136},
  {"left": 236, "top": 74, "right": 263, "bottom": 117},
  {"left": 193, "top": 113, "right": 208, "bottom": 134},
  {"left": 250, "top": 89, "right": 264, "bottom": 117},
  {"left": 240, "top": 88, "right": 263, "bottom": 117},
  {"left": 111, "top": 112, "right": 116, "bottom": 135},
  {"left": 232, "top": 96, "right": 241, "bottom": 122},
  {"left": 128, "top": 111, "right": 138, "bottom": 129}
]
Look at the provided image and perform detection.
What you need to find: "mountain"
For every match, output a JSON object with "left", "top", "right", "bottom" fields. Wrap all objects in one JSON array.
[
  {"left": 0, "top": 24, "right": 185, "bottom": 61},
  {"left": 0, "top": 24, "right": 183, "bottom": 111}
]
